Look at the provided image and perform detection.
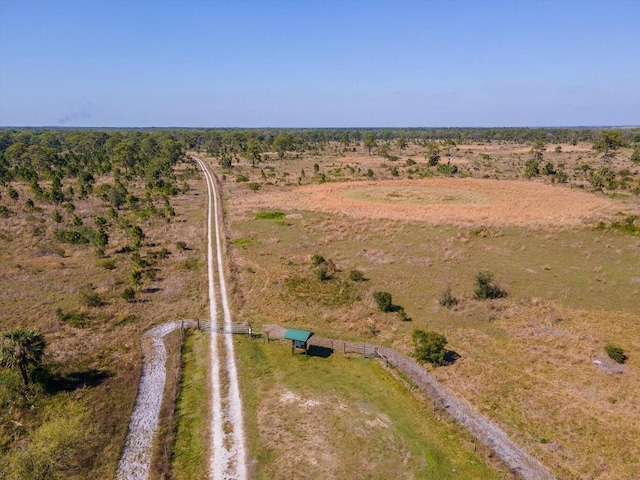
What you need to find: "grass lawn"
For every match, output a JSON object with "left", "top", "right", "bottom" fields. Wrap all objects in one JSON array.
[
  {"left": 235, "top": 336, "right": 503, "bottom": 479},
  {"left": 171, "top": 331, "right": 210, "bottom": 480}
]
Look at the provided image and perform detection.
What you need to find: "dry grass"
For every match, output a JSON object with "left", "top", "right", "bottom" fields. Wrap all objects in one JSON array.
[
  {"left": 0, "top": 162, "right": 209, "bottom": 478},
  {"left": 216, "top": 142, "right": 640, "bottom": 479},
  {"left": 232, "top": 178, "right": 620, "bottom": 228}
]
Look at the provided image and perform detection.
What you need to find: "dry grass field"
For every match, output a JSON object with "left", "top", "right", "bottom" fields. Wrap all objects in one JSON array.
[
  {"left": 0, "top": 162, "right": 209, "bottom": 478},
  {"left": 232, "top": 178, "right": 619, "bottom": 228},
  {"left": 213, "top": 139, "right": 640, "bottom": 479}
]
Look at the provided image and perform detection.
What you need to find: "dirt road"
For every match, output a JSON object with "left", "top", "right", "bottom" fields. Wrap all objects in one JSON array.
[{"left": 194, "top": 155, "right": 247, "bottom": 480}]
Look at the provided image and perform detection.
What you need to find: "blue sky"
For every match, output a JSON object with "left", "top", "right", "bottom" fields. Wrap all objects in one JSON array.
[{"left": 1, "top": 0, "right": 638, "bottom": 127}]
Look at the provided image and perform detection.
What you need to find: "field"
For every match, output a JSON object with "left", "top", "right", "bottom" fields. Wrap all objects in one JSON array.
[
  {"left": 213, "top": 138, "right": 640, "bottom": 479},
  {"left": 1, "top": 130, "right": 639, "bottom": 479}
]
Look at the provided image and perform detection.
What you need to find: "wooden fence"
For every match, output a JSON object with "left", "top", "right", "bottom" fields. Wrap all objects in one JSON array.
[{"left": 305, "top": 336, "right": 379, "bottom": 359}]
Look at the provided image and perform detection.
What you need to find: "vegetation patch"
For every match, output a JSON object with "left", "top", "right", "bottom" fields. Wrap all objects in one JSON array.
[
  {"left": 283, "top": 275, "right": 360, "bottom": 307},
  {"left": 254, "top": 210, "right": 285, "bottom": 220}
]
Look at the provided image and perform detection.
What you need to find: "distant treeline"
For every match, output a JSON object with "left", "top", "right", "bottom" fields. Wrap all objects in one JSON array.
[{"left": 1, "top": 127, "right": 639, "bottom": 183}]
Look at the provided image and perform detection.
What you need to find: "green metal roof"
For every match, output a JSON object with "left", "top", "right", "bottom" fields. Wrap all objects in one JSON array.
[{"left": 284, "top": 329, "right": 314, "bottom": 342}]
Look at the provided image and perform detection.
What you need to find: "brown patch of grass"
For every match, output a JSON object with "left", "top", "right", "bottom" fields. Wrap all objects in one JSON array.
[{"left": 232, "top": 178, "right": 620, "bottom": 228}]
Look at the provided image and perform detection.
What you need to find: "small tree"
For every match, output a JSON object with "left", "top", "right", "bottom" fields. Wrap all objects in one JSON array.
[
  {"left": 426, "top": 143, "right": 440, "bottom": 166},
  {"left": 0, "top": 327, "right": 46, "bottom": 386},
  {"left": 474, "top": 271, "right": 507, "bottom": 299},
  {"left": 373, "top": 291, "right": 393, "bottom": 312},
  {"left": 412, "top": 330, "right": 448, "bottom": 366},
  {"left": 605, "top": 344, "right": 627, "bottom": 364},
  {"left": 364, "top": 132, "right": 378, "bottom": 155},
  {"left": 593, "top": 130, "right": 626, "bottom": 166}
]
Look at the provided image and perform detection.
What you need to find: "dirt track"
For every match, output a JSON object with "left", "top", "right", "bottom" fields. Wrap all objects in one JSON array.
[{"left": 265, "top": 325, "right": 555, "bottom": 480}]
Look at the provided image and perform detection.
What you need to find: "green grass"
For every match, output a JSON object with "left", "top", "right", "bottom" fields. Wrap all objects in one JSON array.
[
  {"left": 254, "top": 210, "right": 285, "bottom": 220},
  {"left": 235, "top": 336, "right": 501, "bottom": 479},
  {"left": 171, "top": 331, "right": 209, "bottom": 480}
]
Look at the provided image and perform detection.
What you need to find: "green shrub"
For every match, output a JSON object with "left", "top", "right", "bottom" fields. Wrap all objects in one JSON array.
[
  {"left": 99, "top": 259, "right": 116, "bottom": 270},
  {"left": 605, "top": 344, "right": 627, "bottom": 364},
  {"left": 121, "top": 287, "right": 136, "bottom": 302},
  {"left": 373, "top": 291, "right": 393, "bottom": 312},
  {"left": 412, "top": 330, "right": 448, "bottom": 366},
  {"left": 80, "top": 291, "right": 104, "bottom": 308},
  {"left": 349, "top": 269, "right": 366, "bottom": 282},
  {"left": 439, "top": 286, "right": 459, "bottom": 308},
  {"left": 473, "top": 271, "right": 507, "bottom": 300},
  {"left": 235, "top": 174, "right": 249, "bottom": 182},
  {"left": 248, "top": 182, "right": 261, "bottom": 191},
  {"left": 310, "top": 253, "right": 326, "bottom": 266},
  {"left": 55, "top": 308, "right": 89, "bottom": 328},
  {"left": 176, "top": 240, "right": 188, "bottom": 251},
  {"left": 397, "top": 308, "right": 410, "bottom": 321}
]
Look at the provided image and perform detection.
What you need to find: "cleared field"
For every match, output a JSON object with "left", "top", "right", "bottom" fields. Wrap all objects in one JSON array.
[
  {"left": 235, "top": 336, "right": 503, "bottom": 479},
  {"left": 232, "top": 178, "right": 620, "bottom": 228}
]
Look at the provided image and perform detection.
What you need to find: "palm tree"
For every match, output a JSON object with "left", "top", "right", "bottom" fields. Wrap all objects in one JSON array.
[{"left": 0, "top": 327, "right": 46, "bottom": 386}]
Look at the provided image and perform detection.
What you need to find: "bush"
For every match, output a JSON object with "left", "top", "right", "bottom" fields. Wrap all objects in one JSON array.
[
  {"left": 439, "top": 286, "right": 459, "bottom": 308},
  {"left": 80, "top": 291, "right": 104, "bottom": 308},
  {"left": 99, "top": 259, "right": 116, "bottom": 270},
  {"left": 121, "top": 287, "right": 136, "bottom": 302},
  {"left": 349, "top": 269, "right": 366, "bottom": 282},
  {"left": 473, "top": 271, "right": 507, "bottom": 300},
  {"left": 397, "top": 308, "right": 410, "bottom": 321},
  {"left": 412, "top": 330, "right": 448, "bottom": 366},
  {"left": 310, "top": 253, "right": 325, "bottom": 266},
  {"left": 605, "top": 344, "right": 627, "bottom": 364},
  {"left": 176, "top": 240, "right": 187, "bottom": 251},
  {"left": 373, "top": 291, "right": 393, "bottom": 312}
]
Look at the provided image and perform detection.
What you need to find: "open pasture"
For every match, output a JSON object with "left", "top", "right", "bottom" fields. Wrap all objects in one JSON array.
[
  {"left": 220, "top": 142, "right": 640, "bottom": 479},
  {"left": 232, "top": 178, "right": 620, "bottom": 228}
]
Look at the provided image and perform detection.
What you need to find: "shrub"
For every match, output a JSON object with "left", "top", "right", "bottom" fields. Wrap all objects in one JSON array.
[
  {"left": 397, "top": 308, "right": 410, "bottom": 321},
  {"left": 80, "top": 291, "right": 104, "bottom": 308},
  {"left": 314, "top": 263, "right": 331, "bottom": 281},
  {"left": 373, "top": 291, "right": 393, "bottom": 312},
  {"left": 439, "top": 286, "right": 459, "bottom": 308},
  {"left": 52, "top": 210, "right": 63, "bottom": 223},
  {"left": 310, "top": 253, "right": 326, "bottom": 266},
  {"left": 349, "top": 269, "right": 365, "bottom": 282},
  {"left": 605, "top": 344, "right": 627, "bottom": 364},
  {"left": 412, "top": 330, "right": 448, "bottom": 366},
  {"left": 235, "top": 174, "right": 249, "bottom": 182},
  {"left": 248, "top": 182, "right": 261, "bottom": 191},
  {"left": 176, "top": 240, "right": 187, "bottom": 251},
  {"left": 55, "top": 308, "right": 89, "bottom": 328},
  {"left": 121, "top": 287, "right": 136, "bottom": 302},
  {"left": 99, "top": 259, "right": 116, "bottom": 270},
  {"left": 473, "top": 271, "right": 507, "bottom": 300}
]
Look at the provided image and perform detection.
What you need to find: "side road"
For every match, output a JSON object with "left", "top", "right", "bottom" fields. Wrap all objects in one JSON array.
[{"left": 264, "top": 325, "right": 556, "bottom": 480}]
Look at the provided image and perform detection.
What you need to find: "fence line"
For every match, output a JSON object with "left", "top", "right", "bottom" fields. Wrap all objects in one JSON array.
[{"left": 197, "top": 320, "right": 252, "bottom": 336}]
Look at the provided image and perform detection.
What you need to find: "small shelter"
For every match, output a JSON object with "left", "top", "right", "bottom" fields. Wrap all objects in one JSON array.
[{"left": 284, "top": 329, "right": 314, "bottom": 355}]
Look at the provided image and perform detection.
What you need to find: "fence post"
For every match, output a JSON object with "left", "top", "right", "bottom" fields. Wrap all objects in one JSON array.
[
  {"left": 343, "top": 342, "right": 346, "bottom": 354},
  {"left": 197, "top": 319, "right": 200, "bottom": 330},
  {"left": 248, "top": 325, "right": 252, "bottom": 339}
]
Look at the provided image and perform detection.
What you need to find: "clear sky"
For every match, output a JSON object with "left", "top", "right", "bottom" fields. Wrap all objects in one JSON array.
[{"left": 1, "top": 0, "right": 638, "bottom": 128}]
